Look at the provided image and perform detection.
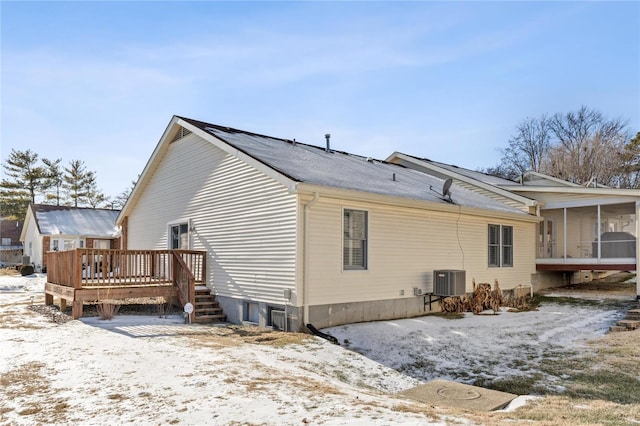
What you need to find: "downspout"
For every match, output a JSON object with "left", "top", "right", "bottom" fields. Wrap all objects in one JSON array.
[{"left": 303, "top": 192, "right": 320, "bottom": 326}]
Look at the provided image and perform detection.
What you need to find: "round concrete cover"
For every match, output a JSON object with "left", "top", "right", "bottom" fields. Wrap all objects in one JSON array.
[{"left": 398, "top": 379, "right": 517, "bottom": 411}]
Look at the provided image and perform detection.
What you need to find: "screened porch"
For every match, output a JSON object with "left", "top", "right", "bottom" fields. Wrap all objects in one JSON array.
[{"left": 536, "top": 202, "right": 638, "bottom": 271}]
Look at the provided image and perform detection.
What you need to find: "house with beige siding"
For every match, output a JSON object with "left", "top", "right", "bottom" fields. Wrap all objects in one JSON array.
[
  {"left": 387, "top": 154, "right": 640, "bottom": 299},
  {"left": 21, "top": 204, "right": 121, "bottom": 271},
  {"left": 117, "top": 116, "right": 543, "bottom": 330}
]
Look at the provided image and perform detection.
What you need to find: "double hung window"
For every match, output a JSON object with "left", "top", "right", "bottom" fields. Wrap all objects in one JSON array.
[
  {"left": 343, "top": 209, "right": 368, "bottom": 270},
  {"left": 488, "top": 224, "right": 513, "bottom": 267}
]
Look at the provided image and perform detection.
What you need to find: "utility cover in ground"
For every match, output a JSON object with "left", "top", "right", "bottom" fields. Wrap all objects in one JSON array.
[{"left": 399, "top": 379, "right": 517, "bottom": 411}]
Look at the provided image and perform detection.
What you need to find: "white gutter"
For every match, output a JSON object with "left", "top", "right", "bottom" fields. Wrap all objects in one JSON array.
[
  {"left": 302, "top": 192, "right": 320, "bottom": 326},
  {"left": 296, "top": 183, "right": 542, "bottom": 223}
]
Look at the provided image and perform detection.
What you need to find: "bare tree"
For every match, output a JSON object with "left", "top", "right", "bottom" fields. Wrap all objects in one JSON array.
[
  {"left": 547, "top": 106, "right": 628, "bottom": 186},
  {"left": 499, "top": 114, "right": 552, "bottom": 178},
  {"left": 491, "top": 106, "right": 632, "bottom": 187}
]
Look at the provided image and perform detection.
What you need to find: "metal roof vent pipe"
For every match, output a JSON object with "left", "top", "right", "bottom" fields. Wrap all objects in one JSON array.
[{"left": 325, "top": 133, "right": 331, "bottom": 153}]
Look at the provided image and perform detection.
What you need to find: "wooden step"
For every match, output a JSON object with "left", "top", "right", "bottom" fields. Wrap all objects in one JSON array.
[
  {"left": 626, "top": 309, "right": 640, "bottom": 320},
  {"left": 196, "top": 307, "right": 224, "bottom": 314},
  {"left": 193, "top": 313, "right": 227, "bottom": 323},
  {"left": 189, "top": 288, "right": 226, "bottom": 323},
  {"left": 617, "top": 319, "right": 640, "bottom": 330},
  {"left": 610, "top": 325, "right": 629, "bottom": 333}
]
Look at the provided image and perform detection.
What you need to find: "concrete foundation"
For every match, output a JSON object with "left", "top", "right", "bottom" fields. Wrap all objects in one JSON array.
[
  {"left": 216, "top": 295, "right": 302, "bottom": 331},
  {"left": 308, "top": 296, "right": 437, "bottom": 329}
]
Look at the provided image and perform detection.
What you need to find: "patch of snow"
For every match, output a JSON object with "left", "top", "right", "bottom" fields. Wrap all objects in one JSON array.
[
  {"left": 324, "top": 302, "right": 624, "bottom": 389},
  {"left": 1, "top": 273, "right": 630, "bottom": 424}
]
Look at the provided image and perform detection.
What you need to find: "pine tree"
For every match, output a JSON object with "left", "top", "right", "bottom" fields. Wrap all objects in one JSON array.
[
  {"left": 42, "top": 158, "right": 64, "bottom": 205},
  {"left": 0, "top": 149, "right": 46, "bottom": 218},
  {"left": 64, "top": 160, "right": 96, "bottom": 207}
]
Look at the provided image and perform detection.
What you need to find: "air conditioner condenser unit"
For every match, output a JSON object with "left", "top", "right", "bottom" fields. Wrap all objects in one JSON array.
[{"left": 433, "top": 270, "right": 466, "bottom": 296}]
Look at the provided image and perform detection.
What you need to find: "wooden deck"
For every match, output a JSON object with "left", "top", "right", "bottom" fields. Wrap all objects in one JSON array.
[{"left": 45, "top": 249, "right": 207, "bottom": 322}]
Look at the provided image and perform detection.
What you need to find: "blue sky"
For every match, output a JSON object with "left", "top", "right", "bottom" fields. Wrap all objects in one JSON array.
[{"left": 2, "top": 1, "right": 638, "bottom": 198}]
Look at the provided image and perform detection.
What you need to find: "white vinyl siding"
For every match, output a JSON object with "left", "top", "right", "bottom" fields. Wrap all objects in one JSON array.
[
  {"left": 126, "top": 133, "right": 297, "bottom": 304},
  {"left": 22, "top": 215, "right": 43, "bottom": 266},
  {"left": 305, "top": 197, "right": 536, "bottom": 306}
]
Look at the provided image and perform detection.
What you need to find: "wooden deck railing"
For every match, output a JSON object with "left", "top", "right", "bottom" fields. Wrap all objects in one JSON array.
[
  {"left": 173, "top": 251, "right": 197, "bottom": 323},
  {"left": 46, "top": 249, "right": 206, "bottom": 289}
]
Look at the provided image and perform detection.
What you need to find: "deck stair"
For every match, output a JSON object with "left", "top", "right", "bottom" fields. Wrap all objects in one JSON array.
[
  {"left": 610, "top": 308, "right": 640, "bottom": 332},
  {"left": 192, "top": 286, "right": 226, "bottom": 324}
]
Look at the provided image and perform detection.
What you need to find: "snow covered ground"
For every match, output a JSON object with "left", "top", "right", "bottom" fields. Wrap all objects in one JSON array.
[{"left": 0, "top": 273, "right": 633, "bottom": 425}]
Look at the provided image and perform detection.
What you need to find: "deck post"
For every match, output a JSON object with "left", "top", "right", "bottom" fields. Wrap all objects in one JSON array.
[
  {"left": 74, "top": 249, "right": 83, "bottom": 289},
  {"left": 45, "top": 293, "right": 53, "bottom": 305},
  {"left": 72, "top": 301, "right": 83, "bottom": 320},
  {"left": 60, "top": 298, "right": 67, "bottom": 311}
]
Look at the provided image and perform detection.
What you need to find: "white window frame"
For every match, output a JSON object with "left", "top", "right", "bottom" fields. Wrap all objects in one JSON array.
[
  {"left": 168, "top": 219, "right": 192, "bottom": 250},
  {"left": 1, "top": 238, "right": 10, "bottom": 246},
  {"left": 343, "top": 208, "right": 368, "bottom": 271}
]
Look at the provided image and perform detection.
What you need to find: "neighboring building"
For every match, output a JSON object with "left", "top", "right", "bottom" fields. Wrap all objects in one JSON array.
[
  {"left": 20, "top": 205, "right": 121, "bottom": 271},
  {"left": 387, "top": 153, "right": 640, "bottom": 297},
  {"left": 0, "top": 219, "right": 24, "bottom": 266},
  {"left": 117, "top": 116, "right": 543, "bottom": 330}
]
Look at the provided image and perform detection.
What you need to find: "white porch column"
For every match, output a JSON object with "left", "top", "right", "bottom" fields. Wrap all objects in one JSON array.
[
  {"left": 563, "top": 208, "right": 567, "bottom": 263},
  {"left": 636, "top": 201, "right": 640, "bottom": 299},
  {"left": 597, "top": 205, "right": 601, "bottom": 262}
]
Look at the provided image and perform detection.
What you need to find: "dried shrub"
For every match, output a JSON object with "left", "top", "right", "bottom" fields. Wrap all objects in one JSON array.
[
  {"left": 440, "top": 279, "right": 531, "bottom": 314},
  {"left": 97, "top": 303, "right": 120, "bottom": 320}
]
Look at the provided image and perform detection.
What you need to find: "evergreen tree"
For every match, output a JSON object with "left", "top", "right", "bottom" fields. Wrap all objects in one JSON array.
[
  {"left": 64, "top": 160, "right": 96, "bottom": 207},
  {"left": 42, "top": 158, "right": 64, "bottom": 205},
  {"left": 0, "top": 149, "right": 46, "bottom": 218}
]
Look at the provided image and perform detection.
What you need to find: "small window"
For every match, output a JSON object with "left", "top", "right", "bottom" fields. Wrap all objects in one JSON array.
[
  {"left": 52, "top": 240, "right": 60, "bottom": 251},
  {"left": 343, "top": 209, "right": 368, "bottom": 270},
  {"left": 488, "top": 224, "right": 513, "bottom": 267},
  {"left": 62, "top": 239, "right": 75, "bottom": 251},
  {"left": 170, "top": 223, "right": 189, "bottom": 249},
  {"left": 93, "top": 240, "right": 110, "bottom": 249},
  {"left": 1, "top": 238, "right": 10, "bottom": 246},
  {"left": 243, "top": 302, "right": 259, "bottom": 323}
]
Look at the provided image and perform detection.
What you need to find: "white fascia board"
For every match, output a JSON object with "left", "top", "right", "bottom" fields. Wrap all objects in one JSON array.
[
  {"left": 177, "top": 118, "right": 298, "bottom": 193},
  {"left": 295, "top": 183, "right": 542, "bottom": 223},
  {"left": 389, "top": 152, "right": 538, "bottom": 208},
  {"left": 19, "top": 207, "right": 34, "bottom": 242},
  {"left": 540, "top": 196, "right": 640, "bottom": 210},
  {"left": 509, "top": 186, "right": 640, "bottom": 197}
]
